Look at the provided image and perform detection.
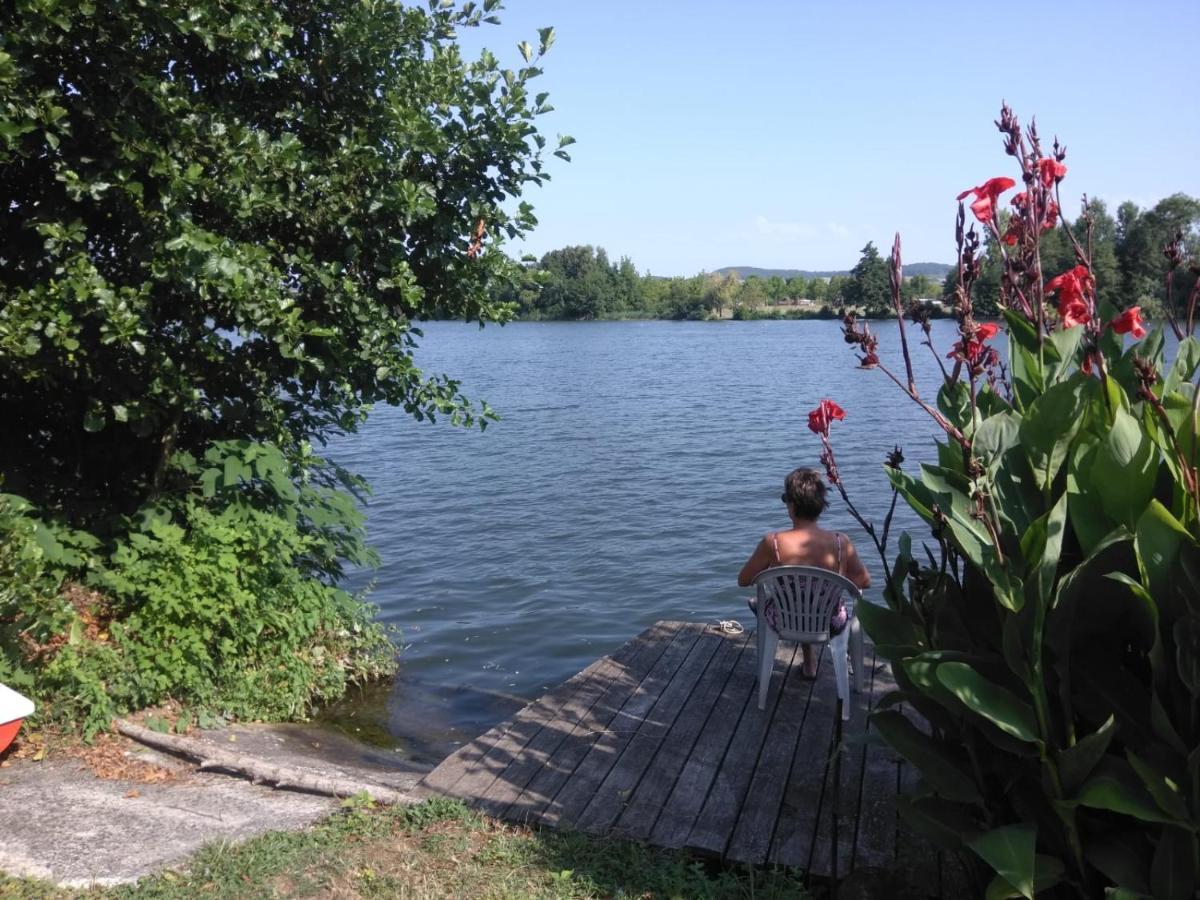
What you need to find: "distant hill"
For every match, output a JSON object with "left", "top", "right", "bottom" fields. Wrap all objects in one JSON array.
[{"left": 715, "top": 262, "right": 953, "bottom": 280}]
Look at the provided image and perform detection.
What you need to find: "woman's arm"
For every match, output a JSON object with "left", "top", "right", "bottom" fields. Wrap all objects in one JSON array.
[
  {"left": 842, "top": 538, "right": 872, "bottom": 590},
  {"left": 737, "top": 535, "right": 774, "bottom": 587}
]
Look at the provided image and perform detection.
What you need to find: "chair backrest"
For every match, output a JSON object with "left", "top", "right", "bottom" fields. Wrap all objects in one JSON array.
[{"left": 753, "top": 565, "right": 862, "bottom": 643}]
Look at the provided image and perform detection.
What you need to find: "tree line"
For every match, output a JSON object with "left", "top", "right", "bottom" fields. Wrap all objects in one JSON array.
[{"left": 497, "top": 193, "right": 1200, "bottom": 322}]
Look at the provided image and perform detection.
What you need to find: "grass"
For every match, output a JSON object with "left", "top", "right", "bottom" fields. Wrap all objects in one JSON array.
[{"left": 0, "top": 797, "right": 812, "bottom": 899}]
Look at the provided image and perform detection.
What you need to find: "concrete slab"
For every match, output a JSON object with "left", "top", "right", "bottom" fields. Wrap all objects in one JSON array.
[
  {"left": 0, "top": 723, "right": 434, "bottom": 887},
  {"left": 0, "top": 756, "right": 334, "bottom": 887}
]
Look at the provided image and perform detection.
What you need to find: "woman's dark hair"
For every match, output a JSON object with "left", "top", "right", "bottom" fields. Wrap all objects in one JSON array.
[{"left": 782, "top": 468, "right": 828, "bottom": 520}]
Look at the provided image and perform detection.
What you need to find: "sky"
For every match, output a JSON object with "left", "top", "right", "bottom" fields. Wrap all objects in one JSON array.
[{"left": 457, "top": 1, "right": 1200, "bottom": 277}]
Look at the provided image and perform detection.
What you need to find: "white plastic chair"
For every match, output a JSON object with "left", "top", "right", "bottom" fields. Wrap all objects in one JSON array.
[{"left": 752, "top": 566, "right": 864, "bottom": 720}]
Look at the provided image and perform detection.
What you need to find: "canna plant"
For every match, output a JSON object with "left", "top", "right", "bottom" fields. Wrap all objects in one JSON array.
[{"left": 817, "top": 105, "right": 1200, "bottom": 898}]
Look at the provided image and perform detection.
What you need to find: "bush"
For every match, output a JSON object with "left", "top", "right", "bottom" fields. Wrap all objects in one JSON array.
[
  {"left": 816, "top": 106, "right": 1200, "bottom": 897},
  {"left": 3, "top": 442, "right": 394, "bottom": 738}
]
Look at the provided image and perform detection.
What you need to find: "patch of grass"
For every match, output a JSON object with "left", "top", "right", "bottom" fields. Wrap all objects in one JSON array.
[{"left": 0, "top": 798, "right": 812, "bottom": 899}]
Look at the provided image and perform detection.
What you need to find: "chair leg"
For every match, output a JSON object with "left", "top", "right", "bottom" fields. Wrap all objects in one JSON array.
[
  {"left": 849, "top": 618, "right": 864, "bottom": 694},
  {"left": 829, "top": 630, "right": 850, "bottom": 721},
  {"left": 757, "top": 628, "right": 779, "bottom": 711}
]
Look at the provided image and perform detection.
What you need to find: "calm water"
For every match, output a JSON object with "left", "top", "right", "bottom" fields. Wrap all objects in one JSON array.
[{"left": 324, "top": 318, "right": 978, "bottom": 756}]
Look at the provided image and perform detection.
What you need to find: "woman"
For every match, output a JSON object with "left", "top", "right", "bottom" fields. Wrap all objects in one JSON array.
[{"left": 738, "top": 467, "right": 871, "bottom": 678}]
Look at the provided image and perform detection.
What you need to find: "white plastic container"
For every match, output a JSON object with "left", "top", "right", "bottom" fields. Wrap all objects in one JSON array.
[{"left": 0, "top": 683, "right": 35, "bottom": 753}]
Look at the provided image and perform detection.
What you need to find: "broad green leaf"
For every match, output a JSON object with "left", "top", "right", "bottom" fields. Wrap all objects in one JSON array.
[
  {"left": 1092, "top": 407, "right": 1159, "bottom": 528},
  {"left": 984, "top": 856, "right": 1066, "bottom": 900},
  {"left": 1019, "top": 376, "right": 1090, "bottom": 493},
  {"left": 936, "top": 662, "right": 1040, "bottom": 744},
  {"left": 856, "top": 600, "right": 925, "bottom": 656},
  {"left": 1057, "top": 716, "right": 1115, "bottom": 794},
  {"left": 1136, "top": 500, "right": 1195, "bottom": 621},
  {"left": 871, "top": 709, "right": 981, "bottom": 803},
  {"left": 1151, "top": 826, "right": 1197, "bottom": 900},
  {"left": 1163, "top": 336, "right": 1200, "bottom": 397},
  {"left": 1077, "top": 759, "right": 1183, "bottom": 825},
  {"left": 968, "top": 824, "right": 1036, "bottom": 900},
  {"left": 1127, "top": 751, "right": 1190, "bottom": 822},
  {"left": 1173, "top": 615, "right": 1200, "bottom": 695},
  {"left": 1067, "top": 438, "right": 1113, "bottom": 554},
  {"left": 1020, "top": 492, "right": 1067, "bottom": 609}
]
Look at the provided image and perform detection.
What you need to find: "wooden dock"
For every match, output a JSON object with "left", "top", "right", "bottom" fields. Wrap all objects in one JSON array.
[{"left": 419, "top": 619, "right": 957, "bottom": 887}]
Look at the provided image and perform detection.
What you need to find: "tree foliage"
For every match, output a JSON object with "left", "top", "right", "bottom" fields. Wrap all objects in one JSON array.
[
  {"left": 844, "top": 241, "right": 891, "bottom": 315},
  {"left": 0, "top": 0, "right": 563, "bottom": 729}
]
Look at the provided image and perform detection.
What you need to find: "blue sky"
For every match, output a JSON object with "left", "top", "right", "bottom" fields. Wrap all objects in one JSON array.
[{"left": 459, "top": 1, "right": 1200, "bottom": 276}]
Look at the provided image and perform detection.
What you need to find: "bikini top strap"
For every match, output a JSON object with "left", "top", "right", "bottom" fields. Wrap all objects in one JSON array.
[
  {"left": 771, "top": 531, "right": 781, "bottom": 564},
  {"left": 835, "top": 532, "right": 844, "bottom": 575}
]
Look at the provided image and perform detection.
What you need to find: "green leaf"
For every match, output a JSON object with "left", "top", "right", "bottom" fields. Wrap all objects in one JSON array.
[
  {"left": 1019, "top": 376, "right": 1090, "bottom": 493},
  {"left": 1019, "top": 492, "right": 1067, "bottom": 609},
  {"left": 1092, "top": 407, "right": 1159, "bottom": 528},
  {"left": 517, "top": 40, "right": 532, "bottom": 62},
  {"left": 984, "top": 856, "right": 1066, "bottom": 900},
  {"left": 871, "top": 709, "right": 981, "bottom": 803},
  {"left": 856, "top": 600, "right": 925, "bottom": 656},
  {"left": 935, "top": 662, "right": 1040, "bottom": 744},
  {"left": 1136, "top": 500, "right": 1195, "bottom": 621},
  {"left": 1174, "top": 615, "right": 1200, "bottom": 694},
  {"left": 1151, "top": 826, "right": 1197, "bottom": 900},
  {"left": 1057, "top": 715, "right": 1116, "bottom": 794},
  {"left": 1077, "top": 759, "right": 1183, "bottom": 825},
  {"left": 83, "top": 407, "right": 106, "bottom": 432},
  {"left": 1163, "top": 336, "right": 1200, "bottom": 397},
  {"left": 1127, "top": 751, "right": 1191, "bottom": 822},
  {"left": 968, "top": 824, "right": 1036, "bottom": 900}
]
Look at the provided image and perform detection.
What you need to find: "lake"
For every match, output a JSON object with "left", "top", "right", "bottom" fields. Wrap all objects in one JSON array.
[{"left": 322, "top": 318, "right": 988, "bottom": 757}]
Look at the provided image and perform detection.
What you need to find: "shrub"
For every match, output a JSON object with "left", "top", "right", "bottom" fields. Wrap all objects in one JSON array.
[
  {"left": 3, "top": 442, "right": 394, "bottom": 738},
  {"left": 816, "top": 106, "right": 1200, "bottom": 897}
]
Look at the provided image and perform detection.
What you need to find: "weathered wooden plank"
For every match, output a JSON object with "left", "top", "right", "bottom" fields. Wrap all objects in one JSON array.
[
  {"left": 503, "top": 621, "right": 687, "bottom": 825},
  {"left": 422, "top": 622, "right": 665, "bottom": 801},
  {"left": 808, "top": 647, "right": 876, "bottom": 878},
  {"left": 767, "top": 646, "right": 837, "bottom": 870},
  {"left": 723, "top": 640, "right": 822, "bottom": 864},
  {"left": 648, "top": 629, "right": 762, "bottom": 850},
  {"left": 573, "top": 628, "right": 726, "bottom": 835},
  {"left": 540, "top": 623, "right": 704, "bottom": 830},
  {"left": 854, "top": 651, "right": 901, "bottom": 871},
  {"left": 684, "top": 640, "right": 802, "bottom": 856},
  {"left": 611, "top": 631, "right": 749, "bottom": 842}
]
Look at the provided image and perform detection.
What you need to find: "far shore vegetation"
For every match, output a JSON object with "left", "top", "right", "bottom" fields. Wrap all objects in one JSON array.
[{"left": 499, "top": 192, "right": 1199, "bottom": 324}]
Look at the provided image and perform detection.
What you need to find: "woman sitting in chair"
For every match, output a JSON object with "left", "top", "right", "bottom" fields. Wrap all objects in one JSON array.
[{"left": 737, "top": 467, "right": 871, "bottom": 678}]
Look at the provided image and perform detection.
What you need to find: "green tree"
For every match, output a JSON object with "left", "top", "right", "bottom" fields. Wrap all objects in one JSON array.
[
  {"left": 0, "top": 0, "right": 565, "bottom": 727},
  {"left": 786, "top": 276, "right": 809, "bottom": 300},
  {"left": 844, "top": 242, "right": 891, "bottom": 315},
  {"left": 765, "top": 275, "right": 787, "bottom": 304},
  {"left": 1115, "top": 194, "right": 1200, "bottom": 314}
]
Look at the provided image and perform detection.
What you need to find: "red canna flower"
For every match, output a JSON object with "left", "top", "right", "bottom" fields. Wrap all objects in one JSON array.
[
  {"left": 1059, "top": 298, "right": 1091, "bottom": 329},
  {"left": 1041, "top": 200, "right": 1059, "bottom": 231},
  {"left": 1037, "top": 157, "right": 1068, "bottom": 188},
  {"left": 947, "top": 322, "right": 1001, "bottom": 371},
  {"left": 807, "top": 399, "right": 846, "bottom": 436},
  {"left": 976, "top": 322, "right": 1000, "bottom": 340},
  {"left": 957, "top": 177, "right": 1016, "bottom": 224},
  {"left": 1108, "top": 306, "right": 1147, "bottom": 339},
  {"left": 1045, "top": 265, "right": 1092, "bottom": 306},
  {"left": 1046, "top": 265, "right": 1094, "bottom": 329},
  {"left": 1001, "top": 222, "right": 1021, "bottom": 246},
  {"left": 1011, "top": 192, "right": 1028, "bottom": 210}
]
